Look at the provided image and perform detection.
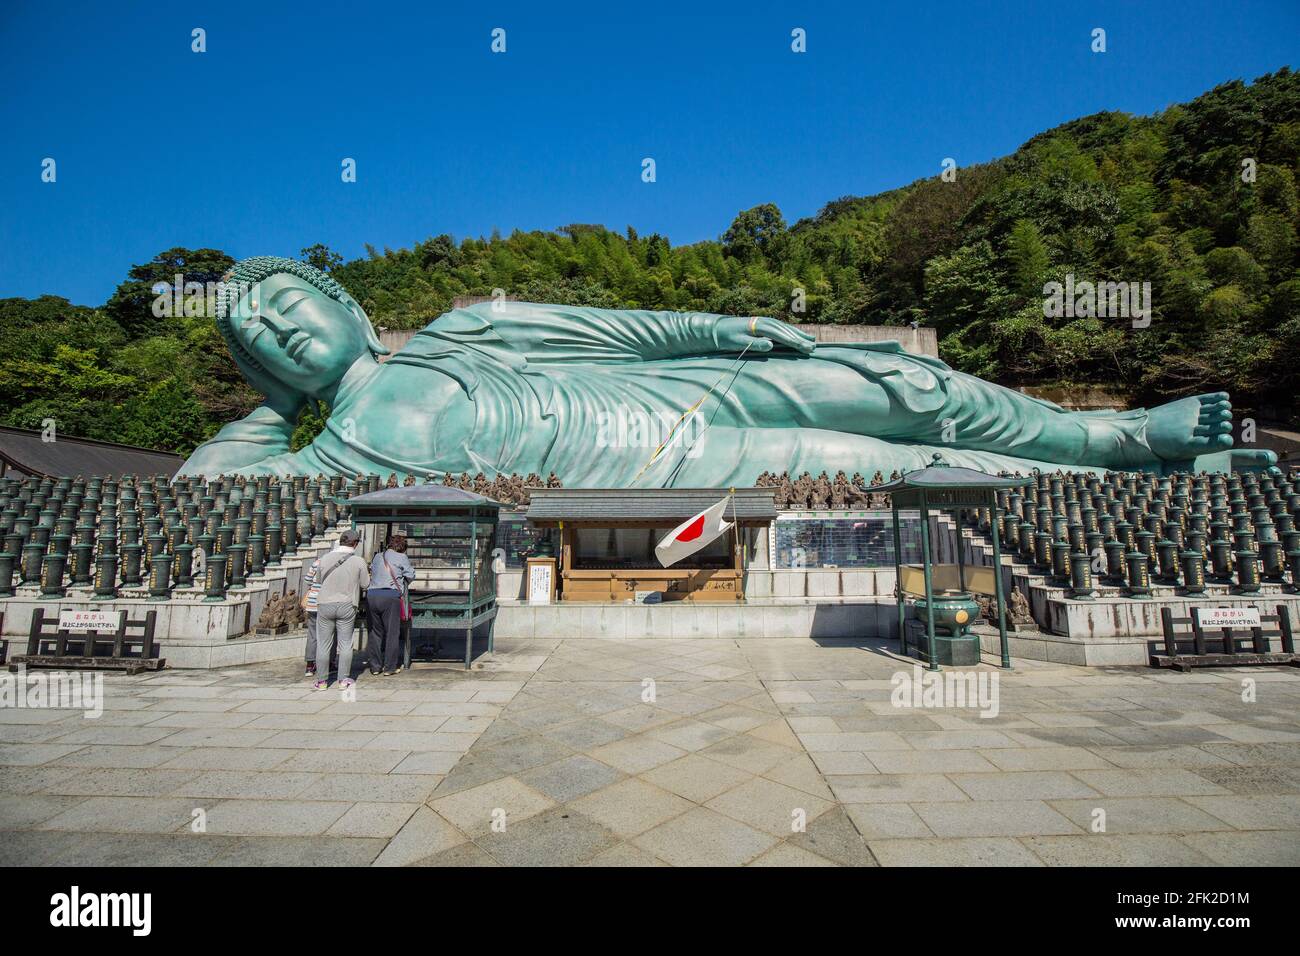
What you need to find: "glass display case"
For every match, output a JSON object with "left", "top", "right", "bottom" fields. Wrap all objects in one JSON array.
[
  {"left": 773, "top": 511, "right": 924, "bottom": 568},
  {"left": 395, "top": 521, "right": 473, "bottom": 568},
  {"left": 494, "top": 514, "right": 558, "bottom": 568}
]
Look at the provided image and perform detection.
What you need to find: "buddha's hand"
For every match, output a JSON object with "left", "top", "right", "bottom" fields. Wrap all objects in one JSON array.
[{"left": 714, "top": 316, "right": 816, "bottom": 355}]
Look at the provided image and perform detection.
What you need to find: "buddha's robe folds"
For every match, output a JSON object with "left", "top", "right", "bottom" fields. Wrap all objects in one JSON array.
[{"left": 189, "top": 303, "right": 1158, "bottom": 482}]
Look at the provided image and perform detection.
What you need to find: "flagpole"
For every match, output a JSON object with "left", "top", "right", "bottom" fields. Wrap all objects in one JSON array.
[
  {"left": 729, "top": 485, "right": 738, "bottom": 575},
  {"left": 632, "top": 340, "right": 755, "bottom": 487}
]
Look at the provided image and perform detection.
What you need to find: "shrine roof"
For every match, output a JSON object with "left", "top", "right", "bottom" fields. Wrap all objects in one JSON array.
[
  {"left": 0, "top": 426, "right": 183, "bottom": 480},
  {"left": 874, "top": 456, "right": 1036, "bottom": 493}
]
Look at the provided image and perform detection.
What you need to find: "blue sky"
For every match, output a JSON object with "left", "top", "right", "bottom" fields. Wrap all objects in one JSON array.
[{"left": 1, "top": 0, "right": 1296, "bottom": 306}]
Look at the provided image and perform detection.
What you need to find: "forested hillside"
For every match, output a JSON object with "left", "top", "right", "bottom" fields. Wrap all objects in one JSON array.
[{"left": 2, "top": 68, "right": 1296, "bottom": 455}]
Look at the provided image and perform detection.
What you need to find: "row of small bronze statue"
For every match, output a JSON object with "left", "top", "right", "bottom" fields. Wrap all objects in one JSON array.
[
  {"left": 381, "top": 471, "right": 564, "bottom": 506},
  {"left": 256, "top": 589, "right": 306, "bottom": 631},
  {"left": 755, "top": 470, "right": 902, "bottom": 511},
  {"left": 976, "top": 590, "right": 1035, "bottom": 627}
]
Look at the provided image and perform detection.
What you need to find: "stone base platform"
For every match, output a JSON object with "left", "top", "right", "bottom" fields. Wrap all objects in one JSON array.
[
  {"left": 1037, "top": 587, "right": 1300, "bottom": 642},
  {"left": 973, "top": 624, "right": 1150, "bottom": 667},
  {"left": 157, "top": 628, "right": 308, "bottom": 669},
  {"left": 971, "top": 594, "right": 1300, "bottom": 666},
  {"left": 0, "top": 589, "right": 315, "bottom": 670},
  {"left": 954, "top": 526, "right": 1300, "bottom": 650},
  {"left": 496, "top": 598, "right": 902, "bottom": 641},
  {"left": 0, "top": 537, "right": 337, "bottom": 670}
]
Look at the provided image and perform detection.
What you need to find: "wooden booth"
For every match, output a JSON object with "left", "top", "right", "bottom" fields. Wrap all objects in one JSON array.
[{"left": 525, "top": 488, "right": 776, "bottom": 603}]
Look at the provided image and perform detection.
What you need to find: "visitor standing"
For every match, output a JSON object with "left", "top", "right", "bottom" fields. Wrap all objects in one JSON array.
[
  {"left": 313, "top": 529, "right": 370, "bottom": 690},
  {"left": 301, "top": 556, "right": 323, "bottom": 678},
  {"left": 367, "top": 533, "right": 414, "bottom": 676}
]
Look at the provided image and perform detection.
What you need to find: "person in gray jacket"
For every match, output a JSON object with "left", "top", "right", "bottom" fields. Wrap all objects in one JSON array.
[
  {"left": 367, "top": 533, "right": 415, "bottom": 676},
  {"left": 312, "top": 529, "right": 371, "bottom": 690}
]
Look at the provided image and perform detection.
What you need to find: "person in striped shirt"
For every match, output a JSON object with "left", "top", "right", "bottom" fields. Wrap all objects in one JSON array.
[{"left": 302, "top": 556, "right": 323, "bottom": 678}]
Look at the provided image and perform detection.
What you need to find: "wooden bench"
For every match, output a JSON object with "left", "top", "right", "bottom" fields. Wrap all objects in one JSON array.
[
  {"left": 9, "top": 608, "right": 165, "bottom": 675},
  {"left": 1154, "top": 604, "right": 1298, "bottom": 671}
]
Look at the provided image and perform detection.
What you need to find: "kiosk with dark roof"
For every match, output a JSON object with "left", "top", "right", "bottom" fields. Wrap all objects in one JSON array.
[
  {"left": 345, "top": 485, "right": 501, "bottom": 669},
  {"left": 876, "top": 455, "right": 1034, "bottom": 670}
]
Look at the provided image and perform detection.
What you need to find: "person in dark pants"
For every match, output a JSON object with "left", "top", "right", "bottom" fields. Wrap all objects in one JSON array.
[{"left": 366, "top": 533, "right": 415, "bottom": 675}]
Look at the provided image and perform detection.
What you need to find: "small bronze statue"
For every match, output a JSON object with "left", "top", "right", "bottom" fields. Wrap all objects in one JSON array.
[
  {"left": 257, "top": 589, "right": 305, "bottom": 630},
  {"left": 1008, "top": 589, "right": 1034, "bottom": 626}
]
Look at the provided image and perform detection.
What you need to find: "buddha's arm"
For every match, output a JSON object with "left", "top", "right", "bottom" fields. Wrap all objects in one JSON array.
[
  {"left": 441, "top": 302, "right": 810, "bottom": 364},
  {"left": 176, "top": 403, "right": 296, "bottom": 477}
]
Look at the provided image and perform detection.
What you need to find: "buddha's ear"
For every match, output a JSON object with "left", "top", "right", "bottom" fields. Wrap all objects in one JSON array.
[{"left": 340, "top": 292, "right": 389, "bottom": 356}]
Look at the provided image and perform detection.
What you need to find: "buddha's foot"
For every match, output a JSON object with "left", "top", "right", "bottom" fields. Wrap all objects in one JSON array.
[
  {"left": 1188, "top": 447, "right": 1279, "bottom": 474},
  {"left": 1146, "top": 392, "right": 1233, "bottom": 462}
]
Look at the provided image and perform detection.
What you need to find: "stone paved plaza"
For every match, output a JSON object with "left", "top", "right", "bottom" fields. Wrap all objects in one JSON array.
[{"left": 2, "top": 637, "right": 1299, "bottom": 866}]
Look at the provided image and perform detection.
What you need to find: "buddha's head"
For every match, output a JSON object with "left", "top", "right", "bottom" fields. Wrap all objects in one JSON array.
[{"left": 215, "top": 256, "right": 388, "bottom": 398}]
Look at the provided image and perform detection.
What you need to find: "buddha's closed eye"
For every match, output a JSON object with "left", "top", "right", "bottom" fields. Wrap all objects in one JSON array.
[
  {"left": 269, "top": 285, "right": 314, "bottom": 316},
  {"left": 277, "top": 292, "right": 311, "bottom": 315}
]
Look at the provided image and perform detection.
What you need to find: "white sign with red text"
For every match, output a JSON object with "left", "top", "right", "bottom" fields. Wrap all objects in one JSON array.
[
  {"left": 57, "top": 610, "right": 118, "bottom": 632},
  {"left": 1195, "top": 606, "right": 1261, "bottom": 629}
]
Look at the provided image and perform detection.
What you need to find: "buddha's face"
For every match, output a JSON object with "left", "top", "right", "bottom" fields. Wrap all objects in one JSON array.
[{"left": 227, "top": 273, "right": 372, "bottom": 394}]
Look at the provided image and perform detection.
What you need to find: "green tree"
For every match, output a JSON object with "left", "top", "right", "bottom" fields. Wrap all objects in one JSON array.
[
  {"left": 300, "top": 244, "right": 344, "bottom": 273},
  {"left": 103, "top": 247, "right": 234, "bottom": 339},
  {"left": 722, "top": 204, "right": 788, "bottom": 264},
  {"left": 1005, "top": 219, "right": 1051, "bottom": 298}
]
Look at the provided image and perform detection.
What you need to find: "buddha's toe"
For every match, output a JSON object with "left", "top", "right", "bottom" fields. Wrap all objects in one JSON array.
[
  {"left": 1193, "top": 417, "right": 1232, "bottom": 438},
  {"left": 1189, "top": 393, "right": 1234, "bottom": 444},
  {"left": 1233, "top": 448, "right": 1278, "bottom": 469},
  {"left": 1148, "top": 393, "right": 1237, "bottom": 461},
  {"left": 1196, "top": 398, "right": 1227, "bottom": 424}
]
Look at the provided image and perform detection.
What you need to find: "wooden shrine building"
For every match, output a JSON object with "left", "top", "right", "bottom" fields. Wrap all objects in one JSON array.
[{"left": 524, "top": 487, "right": 777, "bottom": 603}]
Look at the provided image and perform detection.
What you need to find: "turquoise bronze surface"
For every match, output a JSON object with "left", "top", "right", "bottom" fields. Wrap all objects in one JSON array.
[{"left": 178, "top": 256, "right": 1276, "bottom": 483}]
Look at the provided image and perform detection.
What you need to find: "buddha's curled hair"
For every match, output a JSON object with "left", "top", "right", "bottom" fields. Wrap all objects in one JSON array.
[{"left": 215, "top": 255, "right": 387, "bottom": 376}]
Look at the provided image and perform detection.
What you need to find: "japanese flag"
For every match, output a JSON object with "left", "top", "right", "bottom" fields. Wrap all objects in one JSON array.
[{"left": 655, "top": 497, "right": 734, "bottom": 568}]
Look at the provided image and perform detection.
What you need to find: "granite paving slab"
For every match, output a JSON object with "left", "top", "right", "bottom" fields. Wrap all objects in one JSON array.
[{"left": 1, "top": 638, "right": 1297, "bottom": 866}]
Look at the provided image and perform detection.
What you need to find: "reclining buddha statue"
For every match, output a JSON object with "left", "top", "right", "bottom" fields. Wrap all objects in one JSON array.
[{"left": 177, "top": 256, "right": 1274, "bottom": 483}]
